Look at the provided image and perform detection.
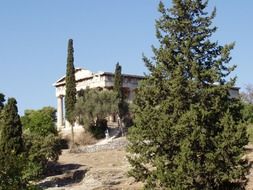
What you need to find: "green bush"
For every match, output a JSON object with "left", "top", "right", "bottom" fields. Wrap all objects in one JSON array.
[
  {"left": 21, "top": 107, "right": 57, "bottom": 137},
  {"left": 21, "top": 107, "right": 61, "bottom": 180},
  {"left": 23, "top": 132, "right": 62, "bottom": 180}
]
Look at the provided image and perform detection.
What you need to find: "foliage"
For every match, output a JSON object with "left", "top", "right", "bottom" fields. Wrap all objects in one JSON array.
[
  {"left": 21, "top": 107, "right": 61, "bottom": 180},
  {"left": 0, "top": 154, "right": 26, "bottom": 190},
  {"left": 127, "top": 1, "right": 248, "bottom": 189},
  {"left": 0, "top": 93, "right": 5, "bottom": 111},
  {"left": 22, "top": 132, "right": 62, "bottom": 180},
  {"left": 241, "top": 103, "right": 253, "bottom": 124},
  {"left": 113, "top": 63, "right": 131, "bottom": 135},
  {"left": 114, "top": 63, "right": 129, "bottom": 118},
  {"left": 65, "top": 38, "right": 76, "bottom": 148},
  {"left": 247, "top": 124, "right": 253, "bottom": 144},
  {"left": 114, "top": 62, "right": 123, "bottom": 100},
  {"left": 75, "top": 88, "right": 118, "bottom": 138},
  {"left": 0, "top": 97, "right": 26, "bottom": 189},
  {"left": 0, "top": 98, "right": 23, "bottom": 155},
  {"left": 65, "top": 38, "right": 77, "bottom": 125},
  {"left": 21, "top": 107, "right": 57, "bottom": 136}
]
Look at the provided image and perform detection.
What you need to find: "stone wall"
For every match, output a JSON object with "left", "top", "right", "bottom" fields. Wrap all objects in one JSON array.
[{"left": 74, "top": 137, "right": 128, "bottom": 153}]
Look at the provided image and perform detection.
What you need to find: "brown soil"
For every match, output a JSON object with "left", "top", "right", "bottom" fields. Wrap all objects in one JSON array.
[
  {"left": 39, "top": 141, "right": 253, "bottom": 190},
  {"left": 39, "top": 146, "right": 142, "bottom": 190}
]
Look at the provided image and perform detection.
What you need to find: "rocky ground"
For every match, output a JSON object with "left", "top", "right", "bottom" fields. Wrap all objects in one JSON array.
[
  {"left": 38, "top": 137, "right": 142, "bottom": 190},
  {"left": 38, "top": 137, "right": 253, "bottom": 190}
]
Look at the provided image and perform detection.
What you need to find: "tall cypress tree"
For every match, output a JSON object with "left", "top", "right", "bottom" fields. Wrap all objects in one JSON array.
[
  {"left": 114, "top": 63, "right": 129, "bottom": 135},
  {"left": 114, "top": 62, "right": 123, "bottom": 101},
  {"left": 114, "top": 62, "right": 124, "bottom": 118},
  {"left": 65, "top": 39, "right": 76, "bottom": 147},
  {"left": 127, "top": 1, "right": 248, "bottom": 189}
]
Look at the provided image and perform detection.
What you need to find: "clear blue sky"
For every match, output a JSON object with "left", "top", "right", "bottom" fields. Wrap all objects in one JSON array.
[{"left": 0, "top": 1, "right": 252, "bottom": 115}]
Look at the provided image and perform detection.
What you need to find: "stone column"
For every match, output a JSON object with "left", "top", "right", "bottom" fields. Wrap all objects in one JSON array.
[
  {"left": 128, "top": 88, "right": 134, "bottom": 102},
  {"left": 57, "top": 95, "right": 64, "bottom": 130}
]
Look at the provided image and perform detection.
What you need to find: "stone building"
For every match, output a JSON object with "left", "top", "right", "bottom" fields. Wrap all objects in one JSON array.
[
  {"left": 53, "top": 68, "right": 144, "bottom": 130},
  {"left": 54, "top": 68, "right": 240, "bottom": 130}
]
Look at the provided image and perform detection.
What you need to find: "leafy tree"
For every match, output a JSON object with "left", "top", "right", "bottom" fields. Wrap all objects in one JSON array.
[
  {"left": 21, "top": 107, "right": 61, "bottom": 180},
  {"left": 21, "top": 107, "right": 57, "bottom": 136},
  {"left": 127, "top": 1, "right": 248, "bottom": 189},
  {"left": 65, "top": 39, "right": 77, "bottom": 148},
  {"left": 75, "top": 88, "right": 118, "bottom": 138}
]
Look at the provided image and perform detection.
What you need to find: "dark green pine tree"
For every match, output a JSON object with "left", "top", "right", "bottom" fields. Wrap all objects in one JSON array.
[
  {"left": 0, "top": 98, "right": 23, "bottom": 154},
  {"left": 65, "top": 39, "right": 77, "bottom": 148},
  {"left": 0, "top": 98, "right": 25, "bottom": 189},
  {"left": 127, "top": 1, "right": 248, "bottom": 189}
]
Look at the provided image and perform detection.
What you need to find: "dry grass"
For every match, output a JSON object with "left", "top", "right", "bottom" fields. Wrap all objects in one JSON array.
[
  {"left": 59, "top": 127, "right": 98, "bottom": 147},
  {"left": 75, "top": 131, "right": 97, "bottom": 146}
]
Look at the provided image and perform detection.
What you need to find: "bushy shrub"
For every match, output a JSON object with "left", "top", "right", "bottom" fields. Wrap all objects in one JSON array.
[
  {"left": 21, "top": 107, "right": 57, "bottom": 137},
  {"left": 21, "top": 107, "right": 61, "bottom": 180},
  {"left": 22, "top": 132, "right": 62, "bottom": 180}
]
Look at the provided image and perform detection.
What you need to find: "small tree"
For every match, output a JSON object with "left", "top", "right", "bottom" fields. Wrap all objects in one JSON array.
[
  {"left": 65, "top": 39, "right": 77, "bottom": 148},
  {"left": 127, "top": 0, "right": 248, "bottom": 189}
]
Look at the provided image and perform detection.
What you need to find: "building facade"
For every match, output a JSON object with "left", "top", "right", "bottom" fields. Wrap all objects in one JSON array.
[
  {"left": 54, "top": 68, "right": 240, "bottom": 130},
  {"left": 53, "top": 68, "right": 144, "bottom": 130}
]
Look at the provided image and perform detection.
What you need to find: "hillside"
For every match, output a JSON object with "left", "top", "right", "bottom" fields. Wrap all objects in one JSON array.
[
  {"left": 37, "top": 137, "right": 253, "bottom": 190},
  {"left": 38, "top": 137, "right": 142, "bottom": 190}
]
